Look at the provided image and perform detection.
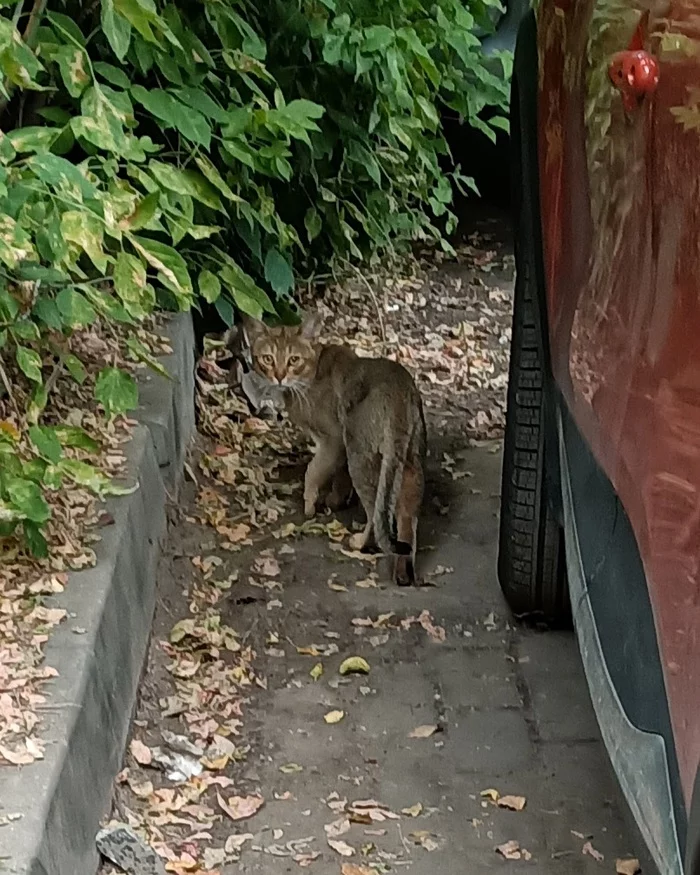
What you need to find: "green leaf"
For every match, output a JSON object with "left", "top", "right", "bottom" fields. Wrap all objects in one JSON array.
[
  {"left": 56, "top": 288, "right": 97, "bottom": 328},
  {"left": 113, "top": 251, "right": 151, "bottom": 316},
  {"left": 198, "top": 270, "right": 221, "bottom": 304},
  {"left": 304, "top": 208, "right": 322, "bottom": 242},
  {"left": 94, "top": 61, "right": 131, "bottom": 89},
  {"left": 101, "top": 0, "right": 132, "bottom": 59},
  {"left": 264, "top": 248, "right": 294, "bottom": 296},
  {"left": 29, "top": 426, "right": 63, "bottom": 464},
  {"left": 95, "top": 366, "right": 138, "bottom": 418},
  {"left": 123, "top": 191, "right": 160, "bottom": 231},
  {"left": 363, "top": 25, "right": 395, "bottom": 53},
  {"left": 58, "top": 459, "right": 128, "bottom": 497},
  {"left": 131, "top": 86, "right": 211, "bottom": 147},
  {"left": 16, "top": 347, "right": 43, "bottom": 383},
  {"left": 175, "top": 87, "right": 229, "bottom": 123},
  {"left": 5, "top": 477, "right": 50, "bottom": 523},
  {"left": 62, "top": 353, "right": 87, "bottom": 384},
  {"left": 53, "top": 425, "right": 99, "bottom": 451},
  {"left": 23, "top": 521, "right": 48, "bottom": 558},
  {"left": 194, "top": 156, "right": 240, "bottom": 202},
  {"left": 28, "top": 154, "right": 96, "bottom": 200},
  {"left": 52, "top": 45, "right": 91, "bottom": 98},
  {"left": 9, "top": 127, "right": 60, "bottom": 154},
  {"left": 61, "top": 210, "right": 107, "bottom": 272},
  {"left": 130, "top": 235, "right": 192, "bottom": 307},
  {"left": 219, "top": 261, "right": 274, "bottom": 318},
  {"left": 126, "top": 335, "right": 169, "bottom": 378},
  {"left": 149, "top": 162, "right": 222, "bottom": 211}
]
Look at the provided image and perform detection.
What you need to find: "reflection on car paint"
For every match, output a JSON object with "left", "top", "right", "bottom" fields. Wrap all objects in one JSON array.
[{"left": 537, "top": 0, "right": 700, "bottom": 839}]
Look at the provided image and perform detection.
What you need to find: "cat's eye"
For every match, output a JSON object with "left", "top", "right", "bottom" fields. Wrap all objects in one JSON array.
[
  {"left": 261, "top": 354, "right": 274, "bottom": 365},
  {"left": 288, "top": 355, "right": 301, "bottom": 366}
]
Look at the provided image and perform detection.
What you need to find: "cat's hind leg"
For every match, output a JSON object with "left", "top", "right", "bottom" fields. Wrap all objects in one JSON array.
[
  {"left": 304, "top": 438, "right": 345, "bottom": 517},
  {"left": 345, "top": 440, "right": 380, "bottom": 552},
  {"left": 394, "top": 460, "right": 423, "bottom": 586}
]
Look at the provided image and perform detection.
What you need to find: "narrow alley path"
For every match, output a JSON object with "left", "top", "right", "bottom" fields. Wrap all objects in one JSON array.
[{"left": 100, "top": 218, "right": 646, "bottom": 875}]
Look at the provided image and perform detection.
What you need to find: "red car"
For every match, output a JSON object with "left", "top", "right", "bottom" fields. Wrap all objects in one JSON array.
[{"left": 498, "top": 4, "right": 700, "bottom": 873}]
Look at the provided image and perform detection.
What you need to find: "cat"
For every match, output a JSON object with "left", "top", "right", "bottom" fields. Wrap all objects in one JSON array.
[{"left": 238, "top": 312, "right": 426, "bottom": 585}]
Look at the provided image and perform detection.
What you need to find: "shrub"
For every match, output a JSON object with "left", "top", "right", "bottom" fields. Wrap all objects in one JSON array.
[{"left": 0, "top": 0, "right": 509, "bottom": 553}]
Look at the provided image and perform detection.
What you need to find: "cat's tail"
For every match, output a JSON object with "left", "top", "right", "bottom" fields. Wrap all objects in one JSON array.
[{"left": 372, "top": 419, "right": 415, "bottom": 555}]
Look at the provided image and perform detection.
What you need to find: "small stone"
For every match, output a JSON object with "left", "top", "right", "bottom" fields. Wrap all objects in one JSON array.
[{"left": 96, "top": 824, "right": 167, "bottom": 875}]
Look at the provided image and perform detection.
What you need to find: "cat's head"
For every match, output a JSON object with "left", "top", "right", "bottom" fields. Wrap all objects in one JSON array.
[{"left": 239, "top": 311, "right": 323, "bottom": 388}]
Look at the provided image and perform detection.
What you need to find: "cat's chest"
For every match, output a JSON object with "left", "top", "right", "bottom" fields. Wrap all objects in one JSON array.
[{"left": 285, "top": 381, "right": 340, "bottom": 438}]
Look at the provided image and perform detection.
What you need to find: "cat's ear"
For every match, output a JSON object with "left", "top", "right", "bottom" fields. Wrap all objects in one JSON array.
[
  {"left": 239, "top": 314, "right": 268, "bottom": 344},
  {"left": 300, "top": 310, "right": 323, "bottom": 339}
]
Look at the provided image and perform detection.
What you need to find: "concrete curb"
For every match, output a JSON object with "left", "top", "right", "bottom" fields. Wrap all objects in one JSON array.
[{"left": 0, "top": 313, "right": 196, "bottom": 875}]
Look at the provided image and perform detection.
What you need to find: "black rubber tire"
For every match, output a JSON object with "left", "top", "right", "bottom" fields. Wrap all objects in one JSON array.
[
  {"left": 498, "top": 245, "right": 568, "bottom": 623},
  {"left": 497, "top": 67, "right": 569, "bottom": 624}
]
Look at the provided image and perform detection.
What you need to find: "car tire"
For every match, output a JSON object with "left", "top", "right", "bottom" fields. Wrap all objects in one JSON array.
[
  {"left": 498, "top": 247, "right": 569, "bottom": 623},
  {"left": 498, "top": 71, "right": 569, "bottom": 625}
]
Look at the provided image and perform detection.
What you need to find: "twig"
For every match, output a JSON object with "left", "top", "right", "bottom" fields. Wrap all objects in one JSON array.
[
  {"left": 0, "top": 354, "right": 19, "bottom": 416},
  {"left": 0, "top": 0, "right": 49, "bottom": 118},
  {"left": 397, "top": 821, "right": 412, "bottom": 857},
  {"left": 346, "top": 261, "right": 387, "bottom": 345}
]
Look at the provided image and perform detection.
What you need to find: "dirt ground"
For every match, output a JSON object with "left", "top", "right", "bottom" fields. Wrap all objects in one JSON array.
[{"left": 98, "top": 213, "right": 646, "bottom": 875}]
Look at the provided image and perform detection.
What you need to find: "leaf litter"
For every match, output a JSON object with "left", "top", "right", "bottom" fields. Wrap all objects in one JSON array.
[{"left": 96, "top": 243, "right": 522, "bottom": 872}]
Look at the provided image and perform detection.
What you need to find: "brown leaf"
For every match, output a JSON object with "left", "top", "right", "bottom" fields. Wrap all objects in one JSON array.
[
  {"left": 582, "top": 841, "right": 604, "bottom": 862},
  {"left": 129, "top": 739, "right": 153, "bottom": 766},
  {"left": 324, "top": 817, "right": 351, "bottom": 839},
  {"left": 341, "top": 866, "right": 374, "bottom": 875},
  {"left": 616, "top": 859, "right": 641, "bottom": 875},
  {"left": 218, "top": 792, "right": 264, "bottom": 821},
  {"left": 408, "top": 724, "right": 438, "bottom": 739},
  {"left": 496, "top": 840, "right": 525, "bottom": 860},
  {"left": 497, "top": 795, "right": 527, "bottom": 811},
  {"left": 327, "top": 839, "right": 355, "bottom": 857},
  {"left": 418, "top": 610, "right": 446, "bottom": 643}
]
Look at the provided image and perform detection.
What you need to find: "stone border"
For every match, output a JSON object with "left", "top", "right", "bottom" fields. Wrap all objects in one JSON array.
[{"left": 0, "top": 314, "right": 196, "bottom": 875}]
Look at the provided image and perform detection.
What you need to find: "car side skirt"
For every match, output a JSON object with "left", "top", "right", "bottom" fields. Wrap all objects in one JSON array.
[{"left": 557, "top": 404, "right": 683, "bottom": 874}]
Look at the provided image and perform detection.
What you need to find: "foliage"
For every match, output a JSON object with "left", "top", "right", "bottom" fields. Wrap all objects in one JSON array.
[{"left": 0, "top": 0, "right": 509, "bottom": 554}]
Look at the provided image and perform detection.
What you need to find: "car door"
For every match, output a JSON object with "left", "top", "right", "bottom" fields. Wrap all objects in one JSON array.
[{"left": 537, "top": 0, "right": 700, "bottom": 858}]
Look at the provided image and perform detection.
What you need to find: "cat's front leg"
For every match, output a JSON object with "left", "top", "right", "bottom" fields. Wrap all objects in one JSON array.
[{"left": 303, "top": 438, "right": 344, "bottom": 517}]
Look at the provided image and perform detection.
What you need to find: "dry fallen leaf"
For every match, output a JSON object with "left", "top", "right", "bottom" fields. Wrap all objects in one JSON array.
[
  {"left": 328, "top": 839, "right": 355, "bottom": 857},
  {"left": 498, "top": 795, "right": 527, "bottom": 811},
  {"left": 339, "top": 656, "right": 370, "bottom": 675},
  {"left": 409, "top": 724, "right": 438, "bottom": 739},
  {"left": 129, "top": 739, "right": 153, "bottom": 766},
  {"left": 582, "top": 840, "right": 604, "bottom": 862},
  {"left": 616, "top": 859, "right": 641, "bottom": 875},
  {"left": 480, "top": 788, "right": 500, "bottom": 802},
  {"left": 225, "top": 834, "right": 254, "bottom": 854},
  {"left": 324, "top": 818, "right": 351, "bottom": 839},
  {"left": 496, "top": 840, "right": 530, "bottom": 860},
  {"left": 218, "top": 792, "right": 265, "bottom": 821},
  {"left": 418, "top": 610, "right": 446, "bottom": 643},
  {"left": 280, "top": 763, "right": 303, "bottom": 774},
  {"left": 310, "top": 662, "right": 324, "bottom": 681},
  {"left": 402, "top": 803, "right": 423, "bottom": 817},
  {"left": 324, "top": 710, "right": 345, "bottom": 724},
  {"left": 341, "top": 866, "right": 374, "bottom": 875}
]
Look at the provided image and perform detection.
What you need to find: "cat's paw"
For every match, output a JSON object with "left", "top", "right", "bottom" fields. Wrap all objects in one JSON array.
[
  {"left": 303, "top": 500, "right": 317, "bottom": 518},
  {"left": 348, "top": 532, "right": 367, "bottom": 551}
]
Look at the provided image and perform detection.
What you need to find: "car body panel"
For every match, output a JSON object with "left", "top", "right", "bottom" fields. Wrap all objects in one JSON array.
[{"left": 536, "top": 0, "right": 700, "bottom": 817}]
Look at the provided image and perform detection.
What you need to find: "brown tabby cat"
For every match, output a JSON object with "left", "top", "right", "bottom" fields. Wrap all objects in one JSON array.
[{"left": 238, "top": 312, "right": 426, "bottom": 585}]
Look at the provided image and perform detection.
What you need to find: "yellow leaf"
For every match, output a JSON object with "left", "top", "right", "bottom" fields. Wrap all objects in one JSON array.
[
  {"left": 310, "top": 662, "right": 324, "bottom": 681},
  {"left": 339, "top": 656, "right": 370, "bottom": 675},
  {"left": 324, "top": 710, "right": 345, "bottom": 724}
]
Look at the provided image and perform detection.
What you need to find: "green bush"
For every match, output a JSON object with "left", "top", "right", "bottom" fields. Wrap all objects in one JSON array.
[{"left": 0, "top": 0, "right": 509, "bottom": 554}]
